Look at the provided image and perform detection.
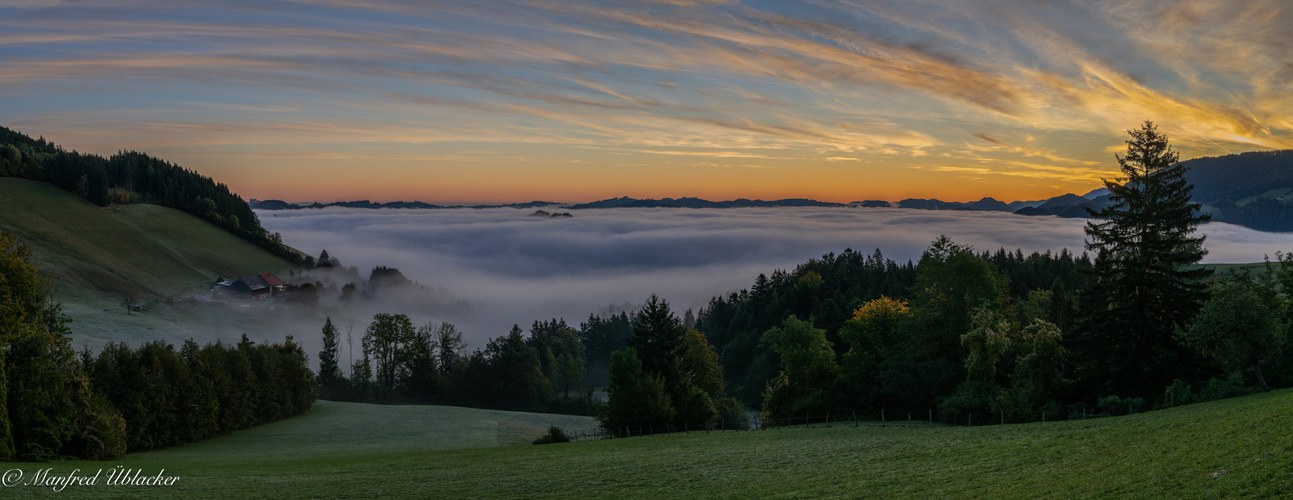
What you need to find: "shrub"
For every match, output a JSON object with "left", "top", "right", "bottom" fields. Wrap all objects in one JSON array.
[
  {"left": 532, "top": 426, "right": 571, "bottom": 445},
  {"left": 1195, "top": 372, "right": 1259, "bottom": 402}
]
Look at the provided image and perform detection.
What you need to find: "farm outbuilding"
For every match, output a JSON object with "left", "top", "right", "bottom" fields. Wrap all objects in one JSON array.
[{"left": 212, "top": 272, "right": 285, "bottom": 300}]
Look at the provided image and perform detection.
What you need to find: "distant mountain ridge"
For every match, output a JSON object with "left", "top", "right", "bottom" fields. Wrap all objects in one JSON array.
[
  {"left": 250, "top": 199, "right": 562, "bottom": 210},
  {"left": 252, "top": 149, "right": 1293, "bottom": 232},
  {"left": 564, "top": 197, "right": 845, "bottom": 209}
]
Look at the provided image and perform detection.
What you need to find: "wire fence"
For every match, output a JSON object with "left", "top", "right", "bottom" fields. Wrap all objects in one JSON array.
[
  {"left": 558, "top": 419, "right": 755, "bottom": 443},
  {"left": 554, "top": 410, "right": 939, "bottom": 443},
  {"left": 554, "top": 406, "right": 1119, "bottom": 444}
]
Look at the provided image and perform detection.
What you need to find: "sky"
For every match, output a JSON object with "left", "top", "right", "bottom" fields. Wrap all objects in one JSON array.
[
  {"left": 258, "top": 207, "right": 1291, "bottom": 345},
  {"left": 2, "top": 0, "right": 1290, "bottom": 204}
]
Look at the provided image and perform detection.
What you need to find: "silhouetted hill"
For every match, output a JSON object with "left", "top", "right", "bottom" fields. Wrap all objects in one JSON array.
[
  {"left": 251, "top": 199, "right": 298, "bottom": 210},
  {"left": 1180, "top": 150, "right": 1293, "bottom": 231},
  {"left": 1082, "top": 187, "right": 1111, "bottom": 199},
  {"left": 1013, "top": 206, "right": 1051, "bottom": 216},
  {"left": 967, "top": 197, "right": 1011, "bottom": 211},
  {"left": 898, "top": 198, "right": 962, "bottom": 210},
  {"left": 251, "top": 199, "right": 563, "bottom": 210},
  {"left": 1184, "top": 150, "right": 1293, "bottom": 202},
  {"left": 1037, "top": 193, "right": 1089, "bottom": 210}
]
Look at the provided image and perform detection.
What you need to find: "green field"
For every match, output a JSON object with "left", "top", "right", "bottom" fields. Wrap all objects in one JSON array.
[
  {"left": 0, "top": 178, "right": 293, "bottom": 299},
  {"left": 0, "top": 178, "right": 298, "bottom": 348},
  {"left": 2, "top": 390, "right": 1289, "bottom": 498}
]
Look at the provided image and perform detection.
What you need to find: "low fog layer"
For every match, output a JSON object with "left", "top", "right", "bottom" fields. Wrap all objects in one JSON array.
[{"left": 255, "top": 207, "right": 1290, "bottom": 349}]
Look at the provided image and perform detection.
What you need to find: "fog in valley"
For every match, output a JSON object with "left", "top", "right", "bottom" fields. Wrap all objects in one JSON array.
[{"left": 231, "top": 206, "right": 1293, "bottom": 361}]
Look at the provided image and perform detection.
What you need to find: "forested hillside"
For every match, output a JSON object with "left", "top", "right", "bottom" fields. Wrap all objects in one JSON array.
[
  {"left": 1184, "top": 150, "right": 1293, "bottom": 231},
  {"left": 0, "top": 126, "right": 303, "bottom": 264}
]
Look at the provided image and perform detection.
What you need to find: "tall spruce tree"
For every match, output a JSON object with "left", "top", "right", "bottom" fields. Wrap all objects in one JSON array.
[
  {"left": 317, "top": 317, "right": 344, "bottom": 399},
  {"left": 598, "top": 294, "right": 733, "bottom": 429},
  {"left": 628, "top": 294, "right": 685, "bottom": 386},
  {"left": 1079, "top": 121, "right": 1212, "bottom": 397}
]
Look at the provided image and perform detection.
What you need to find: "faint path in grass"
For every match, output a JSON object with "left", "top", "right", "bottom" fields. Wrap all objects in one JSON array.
[{"left": 125, "top": 401, "right": 596, "bottom": 463}]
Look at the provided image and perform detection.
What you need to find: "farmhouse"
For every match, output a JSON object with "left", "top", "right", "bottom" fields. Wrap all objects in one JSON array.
[
  {"left": 257, "top": 272, "right": 285, "bottom": 294},
  {"left": 213, "top": 272, "right": 285, "bottom": 300}
]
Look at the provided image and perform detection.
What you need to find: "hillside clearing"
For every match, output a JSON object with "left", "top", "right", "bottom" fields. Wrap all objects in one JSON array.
[{"left": 0, "top": 178, "right": 299, "bottom": 349}]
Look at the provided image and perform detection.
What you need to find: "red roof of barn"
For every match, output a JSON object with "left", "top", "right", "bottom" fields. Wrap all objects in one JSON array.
[{"left": 258, "top": 272, "right": 284, "bottom": 288}]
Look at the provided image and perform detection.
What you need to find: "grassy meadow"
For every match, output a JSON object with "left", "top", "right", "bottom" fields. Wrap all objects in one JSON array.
[
  {"left": 0, "top": 178, "right": 293, "bottom": 300},
  {"left": 0, "top": 178, "right": 298, "bottom": 348},
  {"left": 2, "top": 390, "right": 1289, "bottom": 498}
]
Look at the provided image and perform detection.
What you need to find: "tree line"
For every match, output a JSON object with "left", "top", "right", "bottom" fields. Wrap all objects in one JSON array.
[
  {"left": 314, "top": 296, "right": 746, "bottom": 435},
  {"left": 0, "top": 231, "right": 315, "bottom": 461},
  {"left": 0, "top": 126, "right": 304, "bottom": 264},
  {"left": 316, "top": 314, "right": 612, "bottom": 415},
  {"left": 696, "top": 244, "right": 1087, "bottom": 407}
]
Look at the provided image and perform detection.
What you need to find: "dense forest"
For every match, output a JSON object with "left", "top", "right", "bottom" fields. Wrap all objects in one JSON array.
[
  {"left": 0, "top": 231, "right": 315, "bottom": 461},
  {"left": 0, "top": 126, "right": 304, "bottom": 264},
  {"left": 696, "top": 244, "right": 1089, "bottom": 409},
  {"left": 314, "top": 313, "right": 633, "bottom": 416}
]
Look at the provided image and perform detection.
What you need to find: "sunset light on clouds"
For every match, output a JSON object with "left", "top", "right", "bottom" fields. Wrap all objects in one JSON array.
[{"left": 1, "top": 0, "right": 1289, "bottom": 203}]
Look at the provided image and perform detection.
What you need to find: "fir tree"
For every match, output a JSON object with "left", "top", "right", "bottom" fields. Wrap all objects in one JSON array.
[
  {"left": 628, "top": 294, "right": 685, "bottom": 380},
  {"left": 1079, "top": 121, "right": 1212, "bottom": 397},
  {"left": 317, "top": 317, "right": 344, "bottom": 399}
]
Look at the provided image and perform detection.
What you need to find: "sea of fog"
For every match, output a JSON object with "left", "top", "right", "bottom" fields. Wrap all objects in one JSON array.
[{"left": 256, "top": 206, "right": 1290, "bottom": 347}]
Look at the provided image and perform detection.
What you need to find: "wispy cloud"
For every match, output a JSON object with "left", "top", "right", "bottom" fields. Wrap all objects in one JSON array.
[{"left": 0, "top": 0, "right": 1288, "bottom": 202}]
